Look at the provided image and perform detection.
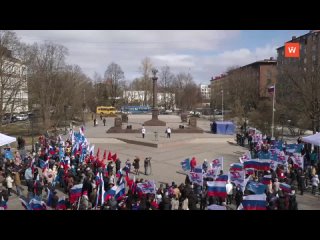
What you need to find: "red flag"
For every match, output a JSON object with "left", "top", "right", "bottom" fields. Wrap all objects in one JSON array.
[
  {"left": 111, "top": 153, "right": 117, "bottom": 162},
  {"left": 107, "top": 151, "right": 112, "bottom": 160},
  {"left": 96, "top": 148, "right": 100, "bottom": 160},
  {"left": 103, "top": 150, "right": 107, "bottom": 161}
]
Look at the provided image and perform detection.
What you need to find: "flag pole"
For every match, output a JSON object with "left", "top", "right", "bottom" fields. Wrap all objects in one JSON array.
[{"left": 271, "top": 84, "right": 276, "bottom": 140}]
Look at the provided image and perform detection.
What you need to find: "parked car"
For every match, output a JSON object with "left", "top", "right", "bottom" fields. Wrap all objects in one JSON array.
[
  {"left": 16, "top": 114, "right": 29, "bottom": 121},
  {"left": 189, "top": 111, "right": 201, "bottom": 117},
  {"left": 214, "top": 109, "right": 222, "bottom": 115}
]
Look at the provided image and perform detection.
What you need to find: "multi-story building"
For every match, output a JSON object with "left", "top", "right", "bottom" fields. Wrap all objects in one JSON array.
[
  {"left": 210, "top": 58, "right": 277, "bottom": 101},
  {"left": 0, "top": 46, "right": 28, "bottom": 114},
  {"left": 277, "top": 30, "right": 320, "bottom": 70},
  {"left": 199, "top": 84, "right": 211, "bottom": 100},
  {"left": 123, "top": 90, "right": 175, "bottom": 108}
]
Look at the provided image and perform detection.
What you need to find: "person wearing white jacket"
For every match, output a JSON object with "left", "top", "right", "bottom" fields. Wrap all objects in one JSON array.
[
  {"left": 6, "top": 174, "right": 14, "bottom": 196},
  {"left": 311, "top": 175, "right": 319, "bottom": 195},
  {"left": 226, "top": 181, "right": 233, "bottom": 205}
]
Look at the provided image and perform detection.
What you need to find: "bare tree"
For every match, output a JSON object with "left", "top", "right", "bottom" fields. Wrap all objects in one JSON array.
[
  {"left": 277, "top": 62, "right": 320, "bottom": 133},
  {"left": 0, "top": 31, "right": 27, "bottom": 129},
  {"left": 139, "top": 57, "right": 153, "bottom": 106},
  {"left": 159, "top": 65, "right": 174, "bottom": 110},
  {"left": 104, "top": 62, "right": 125, "bottom": 107},
  {"left": 27, "top": 42, "right": 68, "bottom": 129},
  {"left": 172, "top": 72, "right": 200, "bottom": 111}
]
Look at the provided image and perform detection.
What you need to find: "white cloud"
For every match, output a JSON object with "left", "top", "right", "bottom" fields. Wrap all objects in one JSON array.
[
  {"left": 12, "top": 30, "right": 277, "bottom": 84},
  {"left": 195, "top": 44, "right": 277, "bottom": 81}
]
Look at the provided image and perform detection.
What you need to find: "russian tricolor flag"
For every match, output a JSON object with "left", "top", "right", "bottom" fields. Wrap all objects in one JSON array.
[
  {"left": 207, "top": 181, "right": 227, "bottom": 198},
  {"left": 104, "top": 185, "right": 117, "bottom": 201},
  {"left": 69, "top": 184, "right": 83, "bottom": 204},
  {"left": 262, "top": 175, "right": 272, "bottom": 185},
  {"left": 245, "top": 168, "right": 255, "bottom": 175},
  {"left": 243, "top": 159, "right": 271, "bottom": 171},
  {"left": 279, "top": 183, "right": 291, "bottom": 193},
  {"left": 115, "top": 182, "right": 126, "bottom": 200},
  {"left": 215, "top": 174, "right": 228, "bottom": 182},
  {"left": 230, "top": 163, "right": 243, "bottom": 172},
  {"left": 241, "top": 194, "right": 267, "bottom": 210},
  {"left": 56, "top": 198, "right": 67, "bottom": 210},
  {"left": 29, "top": 198, "right": 47, "bottom": 210}
]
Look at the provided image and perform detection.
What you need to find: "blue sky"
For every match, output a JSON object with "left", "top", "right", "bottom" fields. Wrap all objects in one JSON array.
[{"left": 14, "top": 30, "right": 309, "bottom": 84}]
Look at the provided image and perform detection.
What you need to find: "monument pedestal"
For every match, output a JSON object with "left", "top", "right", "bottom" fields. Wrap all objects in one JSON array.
[{"left": 144, "top": 109, "right": 166, "bottom": 126}]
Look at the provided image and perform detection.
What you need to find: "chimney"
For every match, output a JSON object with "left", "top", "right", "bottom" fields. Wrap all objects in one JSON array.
[{"left": 292, "top": 36, "right": 296, "bottom": 40}]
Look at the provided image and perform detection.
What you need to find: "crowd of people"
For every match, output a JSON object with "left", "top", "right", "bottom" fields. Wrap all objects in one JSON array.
[{"left": 0, "top": 126, "right": 319, "bottom": 210}]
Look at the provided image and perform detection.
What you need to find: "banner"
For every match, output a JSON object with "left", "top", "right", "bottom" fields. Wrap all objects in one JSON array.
[
  {"left": 241, "top": 194, "right": 267, "bottom": 210},
  {"left": 205, "top": 166, "right": 221, "bottom": 179},
  {"left": 293, "top": 154, "right": 304, "bottom": 169},
  {"left": 228, "top": 170, "right": 245, "bottom": 186},
  {"left": 211, "top": 157, "right": 223, "bottom": 169},
  {"left": 187, "top": 171, "right": 203, "bottom": 185},
  {"left": 207, "top": 204, "right": 226, "bottom": 210},
  {"left": 239, "top": 151, "right": 251, "bottom": 163},
  {"left": 137, "top": 180, "right": 157, "bottom": 194}
]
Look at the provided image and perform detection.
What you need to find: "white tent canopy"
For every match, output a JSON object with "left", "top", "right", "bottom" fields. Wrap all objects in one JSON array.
[
  {"left": 0, "top": 133, "right": 16, "bottom": 147},
  {"left": 302, "top": 133, "right": 320, "bottom": 146}
]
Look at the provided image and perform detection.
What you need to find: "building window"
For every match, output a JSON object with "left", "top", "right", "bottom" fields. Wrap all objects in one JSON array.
[{"left": 304, "top": 58, "right": 307, "bottom": 64}]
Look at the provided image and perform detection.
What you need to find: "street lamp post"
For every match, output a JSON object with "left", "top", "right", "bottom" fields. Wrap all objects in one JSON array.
[{"left": 221, "top": 89, "right": 224, "bottom": 121}]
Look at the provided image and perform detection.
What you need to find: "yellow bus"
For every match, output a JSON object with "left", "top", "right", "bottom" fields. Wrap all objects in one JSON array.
[{"left": 96, "top": 106, "right": 116, "bottom": 116}]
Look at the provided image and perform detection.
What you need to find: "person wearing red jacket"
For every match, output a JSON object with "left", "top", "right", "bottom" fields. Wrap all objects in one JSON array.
[{"left": 190, "top": 157, "right": 197, "bottom": 172}]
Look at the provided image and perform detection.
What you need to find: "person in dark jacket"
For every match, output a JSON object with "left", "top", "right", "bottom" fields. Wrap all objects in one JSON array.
[
  {"left": 188, "top": 192, "right": 198, "bottom": 210},
  {"left": 297, "top": 169, "right": 305, "bottom": 195},
  {"left": 289, "top": 194, "right": 298, "bottom": 210},
  {"left": 277, "top": 191, "right": 287, "bottom": 210},
  {"left": 82, "top": 176, "right": 93, "bottom": 198},
  {"left": 234, "top": 185, "right": 243, "bottom": 208},
  {"left": 159, "top": 196, "right": 171, "bottom": 210},
  {"left": 133, "top": 157, "right": 140, "bottom": 175},
  {"left": 144, "top": 157, "right": 151, "bottom": 175},
  {"left": 51, "top": 191, "right": 59, "bottom": 209},
  {"left": 115, "top": 159, "right": 121, "bottom": 174}
]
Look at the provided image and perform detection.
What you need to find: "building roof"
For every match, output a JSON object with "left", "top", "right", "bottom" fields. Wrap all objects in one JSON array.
[
  {"left": 276, "top": 30, "right": 320, "bottom": 50},
  {"left": 240, "top": 58, "right": 277, "bottom": 69}
]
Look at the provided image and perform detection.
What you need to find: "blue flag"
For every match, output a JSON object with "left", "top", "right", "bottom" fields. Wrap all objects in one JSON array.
[
  {"left": 246, "top": 181, "right": 266, "bottom": 194},
  {"left": 4, "top": 150, "right": 13, "bottom": 160},
  {"left": 258, "top": 152, "right": 271, "bottom": 160},
  {"left": 181, "top": 158, "right": 191, "bottom": 171}
]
